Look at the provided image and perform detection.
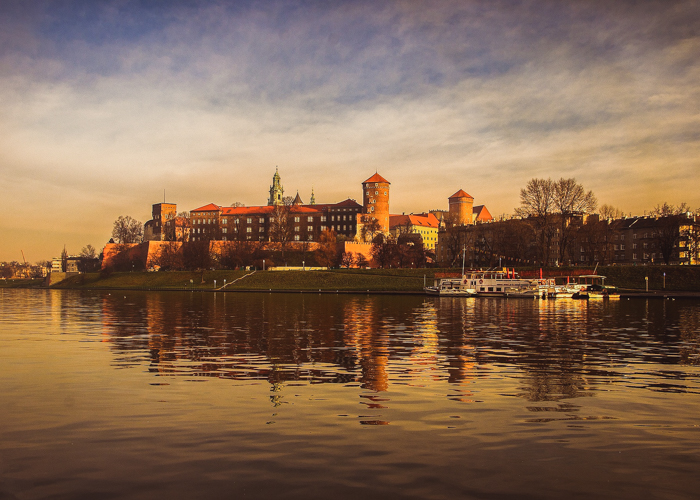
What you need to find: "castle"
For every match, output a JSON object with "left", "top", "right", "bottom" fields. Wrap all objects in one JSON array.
[{"left": 144, "top": 169, "right": 492, "bottom": 248}]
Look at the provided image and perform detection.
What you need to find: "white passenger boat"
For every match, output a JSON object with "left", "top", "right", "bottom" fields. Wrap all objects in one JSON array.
[
  {"left": 425, "top": 276, "right": 476, "bottom": 297},
  {"left": 463, "top": 269, "right": 539, "bottom": 298}
]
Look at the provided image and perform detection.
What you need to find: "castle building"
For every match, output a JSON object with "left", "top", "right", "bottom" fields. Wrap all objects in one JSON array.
[
  {"left": 361, "top": 173, "right": 391, "bottom": 234},
  {"left": 144, "top": 202, "right": 177, "bottom": 241},
  {"left": 190, "top": 169, "right": 363, "bottom": 243},
  {"left": 268, "top": 167, "right": 284, "bottom": 206},
  {"left": 448, "top": 189, "right": 474, "bottom": 225}
]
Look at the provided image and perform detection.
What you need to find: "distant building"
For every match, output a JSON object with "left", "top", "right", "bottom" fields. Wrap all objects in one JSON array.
[
  {"left": 389, "top": 213, "right": 440, "bottom": 250},
  {"left": 190, "top": 170, "right": 365, "bottom": 243},
  {"left": 144, "top": 203, "right": 177, "bottom": 241}
]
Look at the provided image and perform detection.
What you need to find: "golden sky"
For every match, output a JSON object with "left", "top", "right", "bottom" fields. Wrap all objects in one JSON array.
[{"left": 1, "top": 0, "right": 699, "bottom": 261}]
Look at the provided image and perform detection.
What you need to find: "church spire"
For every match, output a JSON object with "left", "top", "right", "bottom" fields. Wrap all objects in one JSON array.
[
  {"left": 268, "top": 166, "right": 284, "bottom": 206},
  {"left": 310, "top": 187, "right": 316, "bottom": 205}
]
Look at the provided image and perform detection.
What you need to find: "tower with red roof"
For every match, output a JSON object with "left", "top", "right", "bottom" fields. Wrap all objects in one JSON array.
[
  {"left": 362, "top": 173, "right": 390, "bottom": 234},
  {"left": 448, "top": 189, "right": 474, "bottom": 226}
]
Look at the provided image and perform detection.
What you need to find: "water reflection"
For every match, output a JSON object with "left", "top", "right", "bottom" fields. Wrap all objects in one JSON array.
[{"left": 96, "top": 291, "right": 700, "bottom": 405}]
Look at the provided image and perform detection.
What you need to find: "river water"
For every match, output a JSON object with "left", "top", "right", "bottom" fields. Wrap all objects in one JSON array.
[{"left": 1, "top": 289, "right": 699, "bottom": 499}]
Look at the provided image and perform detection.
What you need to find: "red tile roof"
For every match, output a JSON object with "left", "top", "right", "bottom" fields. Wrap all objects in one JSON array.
[
  {"left": 449, "top": 189, "right": 473, "bottom": 199},
  {"left": 473, "top": 205, "right": 493, "bottom": 221},
  {"left": 389, "top": 213, "right": 439, "bottom": 229},
  {"left": 363, "top": 173, "right": 390, "bottom": 184},
  {"left": 191, "top": 203, "right": 222, "bottom": 212}
]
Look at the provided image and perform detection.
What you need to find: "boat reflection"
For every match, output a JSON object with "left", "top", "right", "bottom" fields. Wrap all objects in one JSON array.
[{"left": 98, "top": 292, "right": 700, "bottom": 404}]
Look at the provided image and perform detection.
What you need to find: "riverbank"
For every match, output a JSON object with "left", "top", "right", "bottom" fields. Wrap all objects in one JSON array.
[
  {"left": 45, "top": 269, "right": 431, "bottom": 292},
  {"left": 3, "top": 265, "right": 699, "bottom": 294}
]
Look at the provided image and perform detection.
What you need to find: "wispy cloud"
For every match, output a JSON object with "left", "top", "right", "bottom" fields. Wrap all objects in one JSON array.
[{"left": 1, "top": 0, "right": 699, "bottom": 259}]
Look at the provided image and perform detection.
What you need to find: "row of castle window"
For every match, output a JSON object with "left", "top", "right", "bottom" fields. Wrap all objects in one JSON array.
[{"left": 195, "top": 215, "right": 357, "bottom": 225}]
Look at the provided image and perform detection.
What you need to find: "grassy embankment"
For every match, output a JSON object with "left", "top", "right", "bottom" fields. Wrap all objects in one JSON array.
[
  {"left": 4, "top": 266, "right": 699, "bottom": 292},
  {"left": 47, "top": 268, "right": 435, "bottom": 292}
]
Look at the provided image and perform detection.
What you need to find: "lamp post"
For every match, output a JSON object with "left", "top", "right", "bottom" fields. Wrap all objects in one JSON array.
[
  {"left": 663, "top": 272, "right": 666, "bottom": 289},
  {"left": 263, "top": 259, "right": 265, "bottom": 271},
  {"left": 303, "top": 260, "right": 305, "bottom": 271},
  {"left": 645, "top": 276, "right": 649, "bottom": 292}
]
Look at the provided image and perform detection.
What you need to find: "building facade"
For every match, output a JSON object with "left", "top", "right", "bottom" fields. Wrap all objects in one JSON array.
[{"left": 190, "top": 170, "right": 365, "bottom": 243}]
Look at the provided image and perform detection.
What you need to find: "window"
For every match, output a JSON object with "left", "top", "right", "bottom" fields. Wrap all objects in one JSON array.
[
  {"left": 222, "top": 218, "right": 227, "bottom": 224},
  {"left": 259, "top": 218, "right": 264, "bottom": 224},
  {"left": 321, "top": 225, "right": 327, "bottom": 231},
  {"left": 321, "top": 216, "right": 326, "bottom": 222},
  {"left": 247, "top": 218, "right": 252, "bottom": 224},
  {"left": 246, "top": 227, "right": 252, "bottom": 233},
  {"left": 294, "top": 216, "right": 300, "bottom": 222},
  {"left": 620, "top": 244, "right": 625, "bottom": 250},
  {"left": 633, "top": 253, "right": 638, "bottom": 260},
  {"left": 633, "top": 243, "right": 637, "bottom": 249},
  {"left": 621, "top": 235, "right": 625, "bottom": 241},
  {"left": 294, "top": 235, "right": 300, "bottom": 241},
  {"left": 307, "top": 226, "right": 313, "bottom": 231},
  {"left": 295, "top": 226, "right": 300, "bottom": 232},
  {"left": 259, "top": 227, "right": 264, "bottom": 232},
  {"left": 222, "top": 228, "right": 227, "bottom": 234},
  {"left": 307, "top": 216, "right": 313, "bottom": 222}
]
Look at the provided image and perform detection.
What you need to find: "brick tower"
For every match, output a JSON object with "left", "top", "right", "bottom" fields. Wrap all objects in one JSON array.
[
  {"left": 362, "top": 173, "right": 390, "bottom": 234},
  {"left": 448, "top": 189, "right": 474, "bottom": 225}
]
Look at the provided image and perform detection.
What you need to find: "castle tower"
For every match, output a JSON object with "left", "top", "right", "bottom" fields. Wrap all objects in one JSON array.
[
  {"left": 448, "top": 189, "right": 474, "bottom": 225},
  {"left": 268, "top": 167, "right": 284, "bottom": 206},
  {"left": 362, "top": 173, "right": 390, "bottom": 234}
]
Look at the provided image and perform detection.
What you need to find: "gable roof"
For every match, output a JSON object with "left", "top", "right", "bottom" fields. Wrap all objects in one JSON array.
[
  {"left": 449, "top": 189, "right": 473, "bottom": 200},
  {"left": 389, "top": 213, "right": 439, "bottom": 229},
  {"left": 363, "top": 173, "right": 390, "bottom": 184},
  {"left": 473, "top": 205, "right": 493, "bottom": 221},
  {"left": 191, "top": 203, "right": 221, "bottom": 212}
]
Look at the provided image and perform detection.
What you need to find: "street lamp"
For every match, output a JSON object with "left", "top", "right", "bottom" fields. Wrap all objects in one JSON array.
[
  {"left": 645, "top": 276, "right": 649, "bottom": 292},
  {"left": 303, "top": 260, "right": 305, "bottom": 271},
  {"left": 263, "top": 259, "right": 265, "bottom": 271}
]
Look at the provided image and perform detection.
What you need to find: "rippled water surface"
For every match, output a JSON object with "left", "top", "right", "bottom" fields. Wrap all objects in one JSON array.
[{"left": 1, "top": 289, "right": 700, "bottom": 499}]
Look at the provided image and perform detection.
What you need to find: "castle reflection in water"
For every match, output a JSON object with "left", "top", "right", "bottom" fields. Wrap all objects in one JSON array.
[{"left": 98, "top": 292, "right": 700, "bottom": 399}]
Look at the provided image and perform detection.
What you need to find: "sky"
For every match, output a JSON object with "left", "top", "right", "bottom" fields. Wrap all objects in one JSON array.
[{"left": 1, "top": 0, "right": 699, "bottom": 262}]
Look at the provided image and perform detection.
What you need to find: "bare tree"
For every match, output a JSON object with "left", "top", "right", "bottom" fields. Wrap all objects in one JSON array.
[
  {"left": 80, "top": 244, "right": 97, "bottom": 259},
  {"left": 515, "top": 178, "right": 556, "bottom": 265},
  {"left": 360, "top": 216, "right": 381, "bottom": 242},
  {"left": 553, "top": 178, "right": 597, "bottom": 265},
  {"left": 315, "top": 229, "right": 338, "bottom": 268},
  {"left": 649, "top": 202, "right": 692, "bottom": 264},
  {"left": 341, "top": 251, "right": 355, "bottom": 268},
  {"left": 516, "top": 177, "right": 596, "bottom": 265},
  {"left": 599, "top": 204, "right": 623, "bottom": 220},
  {"left": 112, "top": 215, "right": 144, "bottom": 244}
]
